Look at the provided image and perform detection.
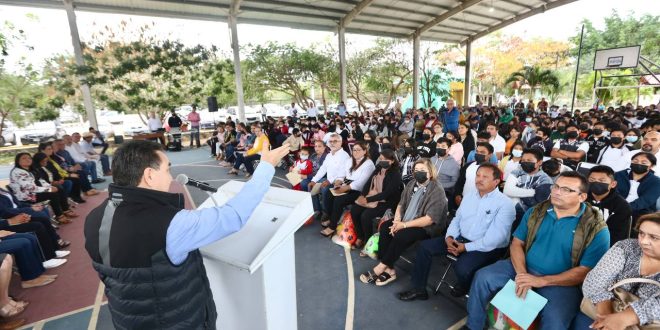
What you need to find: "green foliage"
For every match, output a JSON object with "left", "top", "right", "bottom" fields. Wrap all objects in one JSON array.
[
  {"left": 505, "top": 66, "right": 560, "bottom": 98},
  {"left": 243, "top": 42, "right": 336, "bottom": 109},
  {"left": 570, "top": 11, "right": 660, "bottom": 73}
]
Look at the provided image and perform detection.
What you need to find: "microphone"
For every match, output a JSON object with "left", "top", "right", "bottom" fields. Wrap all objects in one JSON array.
[{"left": 175, "top": 174, "right": 217, "bottom": 193}]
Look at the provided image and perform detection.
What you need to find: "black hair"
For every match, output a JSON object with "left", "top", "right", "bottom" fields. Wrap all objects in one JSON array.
[
  {"left": 14, "top": 152, "right": 31, "bottom": 169},
  {"left": 632, "top": 151, "right": 657, "bottom": 166},
  {"left": 477, "top": 131, "right": 491, "bottom": 140},
  {"left": 379, "top": 148, "right": 400, "bottom": 173},
  {"left": 436, "top": 137, "right": 452, "bottom": 147},
  {"left": 522, "top": 148, "right": 544, "bottom": 162},
  {"left": 31, "top": 152, "right": 48, "bottom": 171},
  {"left": 537, "top": 126, "right": 551, "bottom": 138},
  {"left": 38, "top": 142, "right": 52, "bottom": 152},
  {"left": 542, "top": 158, "right": 561, "bottom": 176},
  {"left": 478, "top": 163, "right": 502, "bottom": 181},
  {"left": 476, "top": 142, "right": 494, "bottom": 155},
  {"left": 111, "top": 140, "right": 165, "bottom": 187},
  {"left": 589, "top": 165, "right": 615, "bottom": 180},
  {"left": 557, "top": 171, "right": 588, "bottom": 193}
]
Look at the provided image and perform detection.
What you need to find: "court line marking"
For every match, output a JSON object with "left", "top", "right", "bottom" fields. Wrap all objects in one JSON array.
[
  {"left": 87, "top": 281, "right": 106, "bottom": 330},
  {"left": 18, "top": 302, "right": 108, "bottom": 330},
  {"left": 344, "top": 247, "right": 355, "bottom": 330}
]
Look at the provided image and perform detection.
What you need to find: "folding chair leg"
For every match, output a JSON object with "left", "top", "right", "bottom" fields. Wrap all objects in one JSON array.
[{"left": 434, "top": 262, "right": 453, "bottom": 294}]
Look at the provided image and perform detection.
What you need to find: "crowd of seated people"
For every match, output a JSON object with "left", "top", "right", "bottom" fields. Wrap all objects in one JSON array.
[
  {"left": 196, "top": 98, "right": 660, "bottom": 328},
  {"left": 244, "top": 99, "right": 659, "bottom": 329}
]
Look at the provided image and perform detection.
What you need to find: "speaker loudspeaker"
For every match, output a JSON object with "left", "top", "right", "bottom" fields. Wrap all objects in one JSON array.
[{"left": 208, "top": 96, "right": 218, "bottom": 112}]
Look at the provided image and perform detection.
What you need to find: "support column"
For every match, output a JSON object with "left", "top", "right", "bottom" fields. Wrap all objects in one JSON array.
[
  {"left": 464, "top": 39, "right": 472, "bottom": 107},
  {"left": 228, "top": 14, "right": 246, "bottom": 123},
  {"left": 338, "top": 21, "right": 347, "bottom": 104},
  {"left": 63, "top": 0, "right": 97, "bottom": 130},
  {"left": 412, "top": 33, "right": 420, "bottom": 110}
]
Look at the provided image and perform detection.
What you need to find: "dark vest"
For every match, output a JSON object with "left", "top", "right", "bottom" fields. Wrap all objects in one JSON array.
[
  {"left": 558, "top": 139, "right": 584, "bottom": 169},
  {"left": 84, "top": 185, "right": 217, "bottom": 330}
]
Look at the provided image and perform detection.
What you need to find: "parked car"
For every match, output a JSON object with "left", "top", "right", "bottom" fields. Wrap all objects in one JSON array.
[{"left": 20, "top": 127, "right": 66, "bottom": 145}]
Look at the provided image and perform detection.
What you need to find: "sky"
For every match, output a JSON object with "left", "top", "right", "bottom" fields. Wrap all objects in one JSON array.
[{"left": 0, "top": 0, "right": 658, "bottom": 73}]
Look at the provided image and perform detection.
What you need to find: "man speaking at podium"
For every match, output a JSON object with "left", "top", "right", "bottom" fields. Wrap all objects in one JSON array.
[{"left": 84, "top": 140, "right": 289, "bottom": 329}]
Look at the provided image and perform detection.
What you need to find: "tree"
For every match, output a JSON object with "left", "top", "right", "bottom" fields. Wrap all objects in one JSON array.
[
  {"left": 419, "top": 47, "right": 451, "bottom": 109},
  {"left": 243, "top": 42, "right": 336, "bottom": 109},
  {"left": 570, "top": 11, "right": 660, "bottom": 74},
  {"left": 505, "top": 66, "right": 560, "bottom": 99}
]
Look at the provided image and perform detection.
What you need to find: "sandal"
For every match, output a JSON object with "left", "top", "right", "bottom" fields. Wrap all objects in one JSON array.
[
  {"left": 63, "top": 210, "right": 79, "bottom": 218},
  {"left": 359, "top": 271, "right": 379, "bottom": 284},
  {"left": 0, "top": 303, "right": 24, "bottom": 318},
  {"left": 9, "top": 299, "right": 29, "bottom": 309},
  {"left": 56, "top": 216, "right": 72, "bottom": 224},
  {"left": 58, "top": 239, "right": 71, "bottom": 248},
  {"left": 320, "top": 220, "right": 330, "bottom": 227},
  {"left": 375, "top": 272, "right": 397, "bottom": 286},
  {"left": 319, "top": 228, "right": 335, "bottom": 237}
]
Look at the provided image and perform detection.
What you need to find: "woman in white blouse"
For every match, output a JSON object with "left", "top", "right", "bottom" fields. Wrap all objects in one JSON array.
[
  {"left": 321, "top": 141, "right": 376, "bottom": 237},
  {"left": 9, "top": 153, "right": 74, "bottom": 224}
]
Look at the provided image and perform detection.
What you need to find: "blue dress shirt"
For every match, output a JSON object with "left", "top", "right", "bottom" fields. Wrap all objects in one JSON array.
[
  {"left": 166, "top": 163, "right": 275, "bottom": 265},
  {"left": 446, "top": 189, "right": 516, "bottom": 252}
]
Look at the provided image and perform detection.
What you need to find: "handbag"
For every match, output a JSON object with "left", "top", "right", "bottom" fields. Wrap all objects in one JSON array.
[{"left": 580, "top": 278, "right": 660, "bottom": 330}]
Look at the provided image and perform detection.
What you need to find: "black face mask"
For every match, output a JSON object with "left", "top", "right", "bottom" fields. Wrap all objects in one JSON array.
[
  {"left": 610, "top": 137, "right": 623, "bottom": 145},
  {"left": 566, "top": 131, "right": 579, "bottom": 139},
  {"left": 381, "top": 143, "right": 392, "bottom": 150},
  {"left": 579, "top": 124, "right": 589, "bottom": 131},
  {"left": 404, "top": 147, "right": 414, "bottom": 155},
  {"left": 378, "top": 161, "right": 391, "bottom": 169},
  {"left": 520, "top": 161, "right": 537, "bottom": 174},
  {"left": 414, "top": 171, "right": 428, "bottom": 184},
  {"left": 631, "top": 163, "right": 649, "bottom": 175},
  {"left": 589, "top": 182, "right": 610, "bottom": 196},
  {"left": 475, "top": 153, "right": 487, "bottom": 164},
  {"left": 593, "top": 129, "right": 603, "bottom": 136},
  {"left": 557, "top": 126, "right": 566, "bottom": 132},
  {"left": 422, "top": 134, "right": 431, "bottom": 140},
  {"left": 436, "top": 148, "right": 447, "bottom": 157}
]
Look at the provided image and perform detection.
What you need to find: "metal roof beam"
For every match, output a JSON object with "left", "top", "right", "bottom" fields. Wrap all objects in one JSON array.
[
  {"left": 413, "top": 0, "right": 485, "bottom": 37},
  {"left": 498, "top": 0, "right": 535, "bottom": 10},
  {"left": 460, "top": 0, "right": 579, "bottom": 45},
  {"left": 341, "top": 0, "right": 375, "bottom": 27},
  {"left": 389, "top": 0, "right": 502, "bottom": 22}
]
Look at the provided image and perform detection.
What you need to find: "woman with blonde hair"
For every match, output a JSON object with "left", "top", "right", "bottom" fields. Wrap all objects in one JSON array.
[{"left": 359, "top": 158, "right": 448, "bottom": 286}]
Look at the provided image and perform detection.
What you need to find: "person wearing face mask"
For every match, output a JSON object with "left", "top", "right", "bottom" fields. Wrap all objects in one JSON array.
[
  {"left": 550, "top": 120, "right": 568, "bottom": 143},
  {"left": 320, "top": 141, "right": 376, "bottom": 237},
  {"left": 397, "top": 115, "right": 414, "bottom": 146},
  {"left": 444, "top": 99, "right": 460, "bottom": 133},
  {"left": 466, "top": 132, "right": 499, "bottom": 165},
  {"left": 499, "top": 141, "right": 526, "bottom": 181},
  {"left": 587, "top": 166, "right": 632, "bottom": 245},
  {"left": 597, "top": 126, "right": 633, "bottom": 172},
  {"left": 430, "top": 138, "right": 460, "bottom": 195},
  {"left": 503, "top": 148, "right": 553, "bottom": 220},
  {"left": 614, "top": 152, "right": 660, "bottom": 220},
  {"left": 625, "top": 128, "right": 642, "bottom": 150},
  {"left": 399, "top": 139, "right": 420, "bottom": 184},
  {"left": 431, "top": 123, "right": 444, "bottom": 142},
  {"left": 631, "top": 130, "right": 660, "bottom": 174},
  {"left": 415, "top": 128, "right": 436, "bottom": 159},
  {"left": 309, "top": 134, "right": 351, "bottom": 221},
  {"left": 399, "top": 164, "right": 515, "bottom": 301},
  {"left": 359, "top": 159, "right": 447, "bottom": 287},
  {"left": 551, "top": 124, "right": 590, "bottom": 169},
  {"left": 351, "top": 150, "right": 402, "bottom": 249},
  {"left": 585, "top": 122, "right": 610, "bottom": 163},
  {"left": 527, "top": 127, "right": 554, "bottom": 157},
  {"left": 289, "top": 147, "right": 313, "bottom": 191},
  {"left": 455, "top": 142, "right": 494, "bottom": 207}
]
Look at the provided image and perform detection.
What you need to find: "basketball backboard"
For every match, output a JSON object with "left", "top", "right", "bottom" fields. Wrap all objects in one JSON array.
[{"left": 593, "top": 46, "right": 640, "bottom": 70}]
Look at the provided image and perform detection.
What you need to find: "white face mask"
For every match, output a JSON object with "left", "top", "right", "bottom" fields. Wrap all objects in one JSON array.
[
  {"left": 512, "top": 149, "right": 523, "bottom": 158},
  {"left": 300, "top": 155, "right": 309, "bottom": 160}
]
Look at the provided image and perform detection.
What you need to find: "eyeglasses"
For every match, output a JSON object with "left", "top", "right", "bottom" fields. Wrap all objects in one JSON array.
[
  {"left": 328, "top": 140, "right": 340, "bottom": 144},
  {"left": 551, "top": 184, "right": 580, "bottom": 194}
]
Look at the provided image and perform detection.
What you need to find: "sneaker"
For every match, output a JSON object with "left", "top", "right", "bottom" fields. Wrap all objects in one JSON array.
[
  {"left": 55, "top": 250, "right": 70, "bottom": 258},
  {"left": 43, "top": 258, "right": 67, "bottom": 269},
  {"left": 91, "top": 178, "right": 106, "bottom": 184}
]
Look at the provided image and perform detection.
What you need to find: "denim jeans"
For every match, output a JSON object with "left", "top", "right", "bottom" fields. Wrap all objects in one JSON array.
[
  {"left": 0, "top": 233, "right": 45, "bottom": 280},
  {"left": 466, "top": 259, "right": 582, "bottom": 330}
]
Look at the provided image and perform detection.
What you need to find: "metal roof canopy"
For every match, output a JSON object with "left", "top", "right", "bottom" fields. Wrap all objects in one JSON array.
[
  {"left": 2, "top": 0, "right": 578, "bottom": 46},
  {"left": 0, "top": 0, "right": 579, "bottom": 122}
]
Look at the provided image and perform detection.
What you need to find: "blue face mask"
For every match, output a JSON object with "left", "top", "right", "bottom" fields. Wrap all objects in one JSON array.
[{"left": 626, "top": 136, "right": 639, "bottom": 143}]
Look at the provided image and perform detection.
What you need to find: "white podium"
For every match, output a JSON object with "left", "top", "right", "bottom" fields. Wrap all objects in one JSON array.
[{"left": 198, "top": 180, "right": 313, "bottom": 330}]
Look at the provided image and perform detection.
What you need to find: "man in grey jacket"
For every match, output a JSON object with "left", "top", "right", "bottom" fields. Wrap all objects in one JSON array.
[
  {"left": 430, "top": 137, "right": 460, "bottom": 195},
  {"left": 503, "top": 148, "right": 553, "bottom": 221}
]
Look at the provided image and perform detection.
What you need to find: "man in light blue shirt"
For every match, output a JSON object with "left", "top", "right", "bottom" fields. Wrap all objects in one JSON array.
[{"left": 398, "top": 163, "right": 515, "bottom": 301}]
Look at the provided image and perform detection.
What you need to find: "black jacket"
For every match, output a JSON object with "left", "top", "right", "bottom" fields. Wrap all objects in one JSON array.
[
  {"left": 85, "top": 184, "right": 216, "bottom": 329},
  {"left": 361, "top": 168, "right": 402, "bottom": 211},
  {"left": 589, "top": 190, "right": 632, "bottom": 245}
]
